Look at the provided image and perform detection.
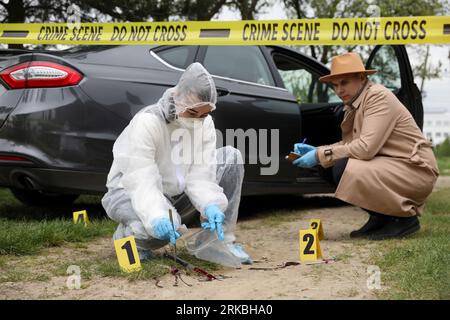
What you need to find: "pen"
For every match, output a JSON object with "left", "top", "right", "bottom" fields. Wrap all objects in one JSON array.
[{"left": 294, "top": 138, "right": 307, "bottom": 157}]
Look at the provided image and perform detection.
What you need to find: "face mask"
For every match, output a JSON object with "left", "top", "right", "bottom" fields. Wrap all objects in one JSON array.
[{"left": 174, "top": 116, "right": 205, "bottom": 129}]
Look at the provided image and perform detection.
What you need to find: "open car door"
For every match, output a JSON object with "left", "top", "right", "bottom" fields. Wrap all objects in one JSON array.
[
  {"left": 266, "top": 46, "right": 343, "bottom": 192},
  {"left": 267, "top": 44, "right": 424, "bottom": 193},
  {"left": 366, "top": 45, "right": 424, "bottom": 129}
]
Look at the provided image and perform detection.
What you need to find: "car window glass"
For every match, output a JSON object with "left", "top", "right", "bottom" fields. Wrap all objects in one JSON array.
[
  {"left": 155, "top": 46, "right": 197, "bottom": 69},
  {"left": 273, "top": 54, "right": 340, "bottom": 104},
  {"left": 366, "top": 45, "right": 401, "bottom": 92},
  {"left": 203, "top": 46, "right": 275, "bottom": 86}
]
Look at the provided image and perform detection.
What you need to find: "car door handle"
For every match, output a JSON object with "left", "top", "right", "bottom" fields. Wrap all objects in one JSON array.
[{"left": 216, "top": 87, "right": 230, "bottom": 97}]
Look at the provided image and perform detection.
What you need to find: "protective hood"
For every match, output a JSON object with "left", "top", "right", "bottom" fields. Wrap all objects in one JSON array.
[{"left": 142, "top": 62, "right": 217, "bottom": 123}]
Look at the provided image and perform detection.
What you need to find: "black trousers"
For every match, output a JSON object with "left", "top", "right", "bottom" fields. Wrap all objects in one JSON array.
[
  {"left": 332, "top": 158, "right": 349, "bottom": 186},
  {"left": 332, "top": 158, "right": 380, "bottom": 216}
]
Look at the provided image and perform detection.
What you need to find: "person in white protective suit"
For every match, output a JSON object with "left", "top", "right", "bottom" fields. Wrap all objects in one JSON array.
[{"left": 101, "top": 62, "right": 252, "bottom": 267}]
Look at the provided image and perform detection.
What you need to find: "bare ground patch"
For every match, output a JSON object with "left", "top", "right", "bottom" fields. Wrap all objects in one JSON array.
[{"left": 0, "top": 195, "right": 380, "bottom": 300}]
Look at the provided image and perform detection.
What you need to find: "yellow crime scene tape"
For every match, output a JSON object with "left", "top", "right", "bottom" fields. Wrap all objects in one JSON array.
[{"left": 0, "top": 16, "right": 449, "bottom": 45}]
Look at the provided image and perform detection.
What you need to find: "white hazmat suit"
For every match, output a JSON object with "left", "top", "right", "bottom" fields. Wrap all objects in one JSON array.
[{"left": 101, "top": 62, "right": 250, "bottom": 267}]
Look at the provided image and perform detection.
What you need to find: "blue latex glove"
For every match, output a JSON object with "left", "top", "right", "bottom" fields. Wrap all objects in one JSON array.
[
  {"left": 293, "top": 149, "right": 319, "bottom": 168},
  {"left": 202, "top": 204, "right": 225, "bottom": 241},
  {"left": 294, "top": 143, "right": 316, "bottom": 156},
  {"left": 153, "top": 218, "right": 180, "bottom": 245}
]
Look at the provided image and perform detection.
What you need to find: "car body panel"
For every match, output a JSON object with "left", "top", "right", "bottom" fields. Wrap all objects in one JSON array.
[{"left": 0, "top": 44, "right": 421, "bottom": 197}]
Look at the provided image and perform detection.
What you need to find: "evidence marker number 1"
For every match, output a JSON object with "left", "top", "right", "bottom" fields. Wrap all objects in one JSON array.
[{"left": 114, "top": 236, "right": 142, "bottom": 273}]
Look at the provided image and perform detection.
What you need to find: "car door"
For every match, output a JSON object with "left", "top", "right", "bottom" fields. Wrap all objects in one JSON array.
[
  {"left": 266, "top": 46, "right": 345, "bottom": 146},
  {"left": 265, "top": 45, "right": 423, "bottom": 188},
  {"left": 365, "top": 45, "right": 424, "bottom": 129},
  {"left": 196, "top": 45, "right": 301, "bottom": 190},
  {"left": 264, "top": 46, "right": 344, "bottom": 187}
]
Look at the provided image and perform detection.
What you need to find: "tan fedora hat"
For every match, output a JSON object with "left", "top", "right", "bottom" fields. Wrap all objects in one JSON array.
[{"left": 319, "top": 52, "right": 377, "bottom": 83}]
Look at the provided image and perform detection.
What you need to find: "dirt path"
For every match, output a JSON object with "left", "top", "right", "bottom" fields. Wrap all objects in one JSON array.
[
  {"left": 0, "top": 194, "right": 380, "bottom": 300},
  {"left": 2, "top": 178, "right": 448, "bottom": 300},
  {"left": 434, "top": 175, "right": 450, "bottom": 190}
]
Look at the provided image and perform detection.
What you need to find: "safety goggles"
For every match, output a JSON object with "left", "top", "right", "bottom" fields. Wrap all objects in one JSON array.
[{"left": 177, "top": 101, "right": 216, "bottom": 117}]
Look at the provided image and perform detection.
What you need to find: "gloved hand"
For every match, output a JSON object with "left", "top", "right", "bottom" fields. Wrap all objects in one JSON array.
[
  {"left": 153, "top": 218, "right": 180, "bottom": 245},
  {"left": 294, "top": 143, "right": 316, "bottom": 156},
  {"left": 293, "top": 149, "right": 319, "bottom": 168},
  {"left": 202, "top": 204, "right": 225, "bottom": 241}
]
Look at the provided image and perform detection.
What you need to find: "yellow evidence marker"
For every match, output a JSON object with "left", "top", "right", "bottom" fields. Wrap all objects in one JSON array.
[
  {"left": 114, "top": 236, "right": 142, "bottom": 273},
  {"left": 73, "top": 210, "right": 89, "bottom": 226},
  {"left": 299, "top": 228, "right": 323, "bottom": 262},
  {"left": 309, "top": 219, "right": 324, "bottom": 240}
]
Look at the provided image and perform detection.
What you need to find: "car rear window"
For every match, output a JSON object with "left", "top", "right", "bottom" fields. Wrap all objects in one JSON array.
[
  {"left": 202, "top": 46, "right": 275, "bottom": 86},
  {"left": 154, "top": 46, "right": 198, "bottom": 69}
]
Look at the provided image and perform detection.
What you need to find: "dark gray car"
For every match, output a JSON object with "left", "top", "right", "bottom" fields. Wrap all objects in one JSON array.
[{"left": 0, "top": 45, "right": 423, "bottom": 206}]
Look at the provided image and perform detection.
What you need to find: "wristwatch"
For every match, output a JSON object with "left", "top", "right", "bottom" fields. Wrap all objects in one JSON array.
[{"left": 324, "top": 148, "right": 333, "bottom": 161}]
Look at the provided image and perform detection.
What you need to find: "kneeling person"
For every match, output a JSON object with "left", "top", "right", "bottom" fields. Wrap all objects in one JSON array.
[
  {"left": 101, "top": 62, "right": 251, "bottom": 265},
  {"left": 292, "top": 52, "right": 439, "bottom": 240}
]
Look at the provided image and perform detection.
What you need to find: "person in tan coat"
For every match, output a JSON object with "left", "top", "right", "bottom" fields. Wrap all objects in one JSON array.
[{"left": 292, "top": 52, "right": 439, "bottom": 240}]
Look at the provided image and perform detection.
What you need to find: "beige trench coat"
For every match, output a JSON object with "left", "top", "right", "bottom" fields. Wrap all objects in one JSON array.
[{"left": 317, "top": 80, "right": 439, "bottom": 217}]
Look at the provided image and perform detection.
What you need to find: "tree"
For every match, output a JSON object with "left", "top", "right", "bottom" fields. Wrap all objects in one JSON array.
[
  {"left": 0, "top": 0, "right": 232, "bottom": 23},
  {"left": 413, "top": 45, "right": 443, "bottom": 94},
  {"left": 374, "top": 0, "right": 447, "bottom": 90},
  {"left": 435, "top": 137, "right": 450, "bottom": 157},
  {"left": 283, "top": 0, "right": 369, "bottom": 64},
  {"left": 178, "top": 0, "right": 231, "bottom": 21},
  {"left": 229, "top": 0, "right": 270, "bottom": 20},
  {"left": 73, "top": 0, "right": 178, "bottom": 22},
  {"left": 0, "top": 0, "right": 232, "bottom": 49},
  {"left": 74, "top": 0, "right": 231, "bottom": 22},
  {"left": 0, "top": 0, "right": 76, "bottom": 48},
  {"left": 282, "top": 0, "right": 447, "bottom": 66}
]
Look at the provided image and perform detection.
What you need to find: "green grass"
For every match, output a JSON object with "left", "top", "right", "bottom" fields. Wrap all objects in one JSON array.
[
  {"left": 0, "top": 188, "right": 105, "bottom": 220},
  {"left": 424, "top": 187, "right": 450, "bottom": 216},
  {"left": 0, "top": 188, "right": 116, "bottom": 256},
  {"left": 0, "top": 269, "right": 32, "bottom": 283},
  {"left": 372, "top": 188, "right": 450, "bottom": 299},
  {"left": 98, "top": 250, "right": 219, "bottom": 281},
  {"left": 0, "top": 255, "right": 6, "bottom": 267},
  {"left": 0, "top": 218, "right": 116, "bottom": 255},
  {"left": 437, "top": 157, "right": 450, "bottom": 176},
  {"left": 53, "top": 248, "right": 220, "bottom": 282},
  {"left": 96, "top": 257, "right": 172, "bottom": 281},
  {"left": 0, "top": 187, "right": 220, "bottom": 285}
]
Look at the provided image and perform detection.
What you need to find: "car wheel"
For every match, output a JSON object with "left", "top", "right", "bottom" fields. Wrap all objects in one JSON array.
[{"left": 9, "top": 188, "right": 79, "bottom": 207}]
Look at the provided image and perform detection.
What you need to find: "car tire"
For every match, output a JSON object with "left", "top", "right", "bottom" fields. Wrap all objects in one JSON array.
[{"left": 9, "top": 188, "right": 79, "bottom": 207}]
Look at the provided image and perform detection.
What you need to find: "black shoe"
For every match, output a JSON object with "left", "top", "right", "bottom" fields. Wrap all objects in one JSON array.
[
  {"left": 368, "top": 216, "right": 420, "bottom": 241},
  {"left": 350, "top": 212, "right": 390, "bottom": 238}
]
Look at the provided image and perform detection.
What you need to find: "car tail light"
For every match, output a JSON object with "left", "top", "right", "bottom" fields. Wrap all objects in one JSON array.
[
  {"left": 0, "top": 154, "right": 32, "bottom": 162},
  {"left": 0, "top": 61, "right": 83, "bottom": 89}
]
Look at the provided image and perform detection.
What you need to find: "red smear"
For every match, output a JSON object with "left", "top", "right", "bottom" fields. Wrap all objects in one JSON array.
[{"left": 193, "top": 267, "right": 216, "bottom": 281}]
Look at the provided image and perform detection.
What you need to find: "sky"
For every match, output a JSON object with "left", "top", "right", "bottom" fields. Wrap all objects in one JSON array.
[{"left": 421, "top": 64, "right": 450, "bottom": 112}]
